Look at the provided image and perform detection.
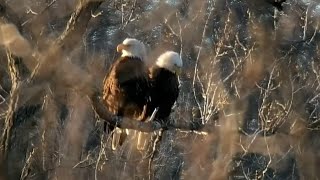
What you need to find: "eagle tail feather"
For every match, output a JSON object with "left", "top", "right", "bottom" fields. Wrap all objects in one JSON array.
[
  {"left": 137, "top": 132, "right": 149, "bottom": 151},
  {"left": 112, "top": 128, "right": 127, "bottom": 150}
]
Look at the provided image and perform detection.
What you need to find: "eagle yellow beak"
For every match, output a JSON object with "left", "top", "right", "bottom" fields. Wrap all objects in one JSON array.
[
  {"left": 175, "top": 66, "right": 182, "bottom": 75},
  {"left": 117, "top": 44, "right": 127, "bottom": 53}
]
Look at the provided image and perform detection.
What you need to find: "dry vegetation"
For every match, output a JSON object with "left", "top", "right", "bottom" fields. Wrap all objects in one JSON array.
[{"left": 0, "top": 0, "right": 320, "bottom": 179}]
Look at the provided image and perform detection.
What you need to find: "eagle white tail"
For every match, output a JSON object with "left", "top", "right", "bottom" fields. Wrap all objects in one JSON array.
[
  {"left": 137, "top": 107, "right": 159, "bottom": 151},
  {"left": 111, "top": 128, "right": 124, "bottom": 151}
]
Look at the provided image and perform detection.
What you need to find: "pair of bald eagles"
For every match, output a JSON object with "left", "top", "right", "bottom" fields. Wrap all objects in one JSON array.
[{"left": 102, "top": 38, "right": 183, "bottom": 150}]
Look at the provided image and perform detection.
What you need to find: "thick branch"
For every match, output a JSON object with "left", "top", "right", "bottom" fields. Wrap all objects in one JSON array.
[
  {"left": 90, "top": 94, "right": 209, "bottom": 133},
  {"left": 90, "top": 94, "right": 162, "bottom": 132}
]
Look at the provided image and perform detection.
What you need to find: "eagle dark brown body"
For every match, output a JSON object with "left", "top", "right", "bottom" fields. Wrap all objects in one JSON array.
[
  {"left": 102, "top": 56, "right": 150, "bottom": 132},
  {"left": 147, "top": 66, "right": 179, "bottom": 123}
]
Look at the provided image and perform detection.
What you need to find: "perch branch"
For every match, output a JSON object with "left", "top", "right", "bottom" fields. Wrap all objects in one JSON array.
[{"left": 90, "top": 94, "right": 210, "bottom": 133}]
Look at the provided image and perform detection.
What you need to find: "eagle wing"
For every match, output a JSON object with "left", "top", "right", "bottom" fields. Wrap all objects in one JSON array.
[{"left": 102, "top": 60, "right": 124, "bottom": 116}]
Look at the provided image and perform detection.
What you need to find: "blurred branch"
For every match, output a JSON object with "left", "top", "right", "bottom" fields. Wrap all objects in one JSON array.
[
  {"left": 29, "top": 0, "right": 103, "bottom": 83},
  {"left": 0, "top": 0, "right": 103, "bottom": 87},
  {"left": 55, "top": 0, "right": 103, "bottom": 48},
  {"left": 0, "top": 1, "right": 22, "bottom": 30},
  {"left": 0, "top": 0, "right": 103, "bottom": 166},
  {"left": 1, "top": 51, "right": 22, "bottom": 160}
]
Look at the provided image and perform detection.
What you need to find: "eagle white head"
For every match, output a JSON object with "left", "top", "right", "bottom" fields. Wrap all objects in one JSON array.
[
  {"left": 117, "top": 38, "right": 147, "bottom": 61},
  {"left": 156, "top": 51, "right": 183, "bottom": 75}
]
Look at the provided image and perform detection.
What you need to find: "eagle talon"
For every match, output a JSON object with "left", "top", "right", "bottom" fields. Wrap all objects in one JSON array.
[
  {"left": 152, "top": 121, "right": 162, "bottom": 130},
  {"left": 111, "top": 128, "right": 123, "bottom": 150}
]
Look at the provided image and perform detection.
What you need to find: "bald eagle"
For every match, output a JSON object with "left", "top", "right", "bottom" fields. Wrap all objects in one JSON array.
[
  {"left": 102, "top": 38, "right": 150, "bottom": 150},
  {"left": 148, "top": 51, "right": 182, "bottom": 121},
  {"left": 137, "top": 51, "right": 183, "bottom": 150}
]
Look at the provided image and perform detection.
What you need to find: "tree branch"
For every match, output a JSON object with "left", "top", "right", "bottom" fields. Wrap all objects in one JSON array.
[{"left": 90, "top": 94, "right": 210, "bottom": 133}]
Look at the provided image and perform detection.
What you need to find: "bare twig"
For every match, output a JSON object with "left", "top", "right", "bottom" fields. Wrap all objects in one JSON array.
[
  {"left": 122, "top": 0, "right": 137, "bottom": 29},
  {"left": 0, "top": 95, "right": 5, "bottom": 105},
  {"left": 303, "top": 5, "right": 309, "bottom": 41},
  {"left": 192, "top": 4, "right": 214, "bottom": 124},
  {"left": 21, "top": 0, "right": 57, "bottom": 26},
  {"left": 148, "top": 130, "right": 163, "bottom": 180},
  {"left": 20, "top": 147, "right": 36, "bottom": 180}
]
